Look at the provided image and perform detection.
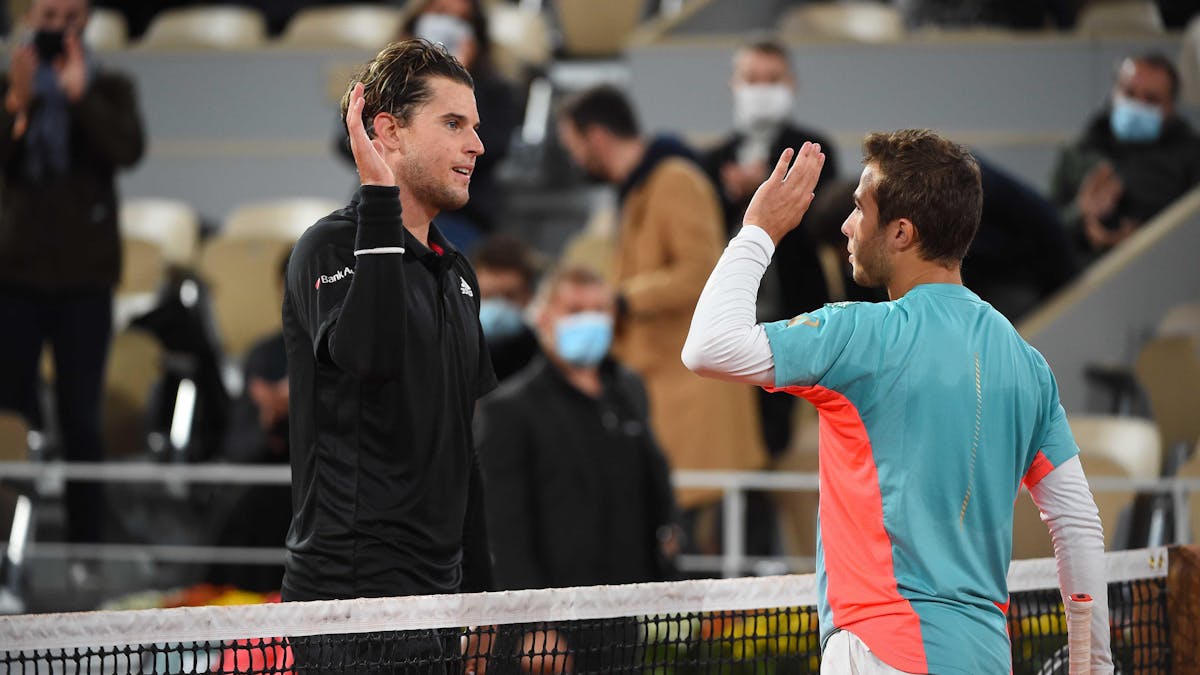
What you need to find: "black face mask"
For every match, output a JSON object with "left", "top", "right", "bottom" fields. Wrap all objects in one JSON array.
[{"left": 33, "top": 30, "right": 65, "bottom": 63}]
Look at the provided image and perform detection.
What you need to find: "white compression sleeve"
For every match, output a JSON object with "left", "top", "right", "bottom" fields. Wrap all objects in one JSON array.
[
  {"left": 681, "top": 224, "right": 777, "bottom": 387},
  {"left": 1027, "top": 455, "right": 1114, "bottom": 673}
]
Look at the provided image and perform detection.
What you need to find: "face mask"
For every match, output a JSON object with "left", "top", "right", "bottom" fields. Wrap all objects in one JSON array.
[
  {"left": 554, "top": 311, "right": 613, "bottom": 367},
  {"left": 33, "top": 30, "right": 65, "bottom": 63},
  {"left": 413, "top": 13, "right": 473, "bottom": 57},
  {"left": 733, "top": 84, "right": 794, "bottom": 132},
  {"left": 479, "top": 298, "right": 526, "bottom": 341},
  {"left": 1110, "top": 95, "right": 1164, "bottom": 143}
]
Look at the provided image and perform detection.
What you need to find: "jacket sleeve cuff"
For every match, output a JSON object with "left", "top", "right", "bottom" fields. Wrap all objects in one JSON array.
[{"left": 355, "top": 185, "right": 405, "bottom": 251}]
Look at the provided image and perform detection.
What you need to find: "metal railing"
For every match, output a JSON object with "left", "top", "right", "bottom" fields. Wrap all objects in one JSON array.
[{"left": 1, "top": 462, "right": 1197, "bottom": 578}]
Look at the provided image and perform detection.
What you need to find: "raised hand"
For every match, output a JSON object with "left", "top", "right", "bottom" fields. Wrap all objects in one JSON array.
[
  {"left": 345, "top": 82, "right": 396, "bottom": 187},
  {"left": 744, "top": 142, "right": 826, "bottom": 246}
]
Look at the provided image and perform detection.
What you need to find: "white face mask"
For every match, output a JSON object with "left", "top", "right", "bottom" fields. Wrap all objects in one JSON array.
[
  {"left": 733, "top": 84, "right": 794, "bottom": 132},
  {"left": 413, "top": 13, "right": 473, "bottom": 56}
]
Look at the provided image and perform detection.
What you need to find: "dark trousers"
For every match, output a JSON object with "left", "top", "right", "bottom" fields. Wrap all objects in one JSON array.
[{"left": 0, "top": 285, "right": 112, "bottom": 543}]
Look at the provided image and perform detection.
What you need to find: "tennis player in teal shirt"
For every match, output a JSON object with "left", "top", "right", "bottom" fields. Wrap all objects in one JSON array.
[{"left": 683, "top": 132, "right": 1112, "bottom": 673}]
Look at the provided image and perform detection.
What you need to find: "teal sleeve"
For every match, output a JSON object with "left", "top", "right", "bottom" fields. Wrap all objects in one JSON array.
[
  {"left": 763, "top": 302, "right": 881, "bottom": 390},
  {"left": 1037, "top": 370, "right": 1080, "bottom": 469}
]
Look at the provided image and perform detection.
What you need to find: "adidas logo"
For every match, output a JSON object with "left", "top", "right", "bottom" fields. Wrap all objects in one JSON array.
[{"left": 460, "top": 278, "right": 474, "bottom": 297}]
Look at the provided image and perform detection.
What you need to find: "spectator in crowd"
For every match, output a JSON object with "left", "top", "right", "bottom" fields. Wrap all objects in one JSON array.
[
  {"left": 702, "top": 40, "right": 834, "bottom": 462},
  {"left": 211, "top": 253, "right": 291, "bottom": 592},
  {"left": 556, "top": 85, "right": 767, "bottom": 552},
  {"left": 400, "top": 0, "right": 517, "bottom": 249},
  {"left": 0, "top": 0, "right": 145, "bottom": 547},
  {"left": 1051, "top": 53, "right": 1200, "bottom": 260},
  {"left": 477, "top": 265, "right": 680, "bottom": 674},
  {"left": 472, "top": 234, "right": 541, "bottom": 383},
  {"left": 964, "top": 157, "right": 1079, "bottom": 320},
  {"left": 477, "top": 265, "right": 680, "bottom": 591}
]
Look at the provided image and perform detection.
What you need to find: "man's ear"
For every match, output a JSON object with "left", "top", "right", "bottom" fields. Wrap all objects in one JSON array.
[
  {"left": 371, "top": 112, "right": 404, "bottom": 153},
  {"left": 891, "top": 217, "right": 920, "bottom": 253}
]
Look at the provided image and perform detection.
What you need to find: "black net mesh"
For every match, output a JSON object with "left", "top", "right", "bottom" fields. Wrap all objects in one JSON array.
[{"left": 0, "top": 576, "right": 1170, "bottom": 674}]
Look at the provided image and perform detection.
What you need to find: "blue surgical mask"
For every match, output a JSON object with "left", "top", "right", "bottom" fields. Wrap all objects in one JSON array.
[
  {"left": 1110, "top": 96, "right": 1164, "bottom": 143},
  {"left": 554, "top": 311, "right": 613, "bottom": 367},
  {"left": 479, "top": 298, "right": 525, "bottom": 341}
]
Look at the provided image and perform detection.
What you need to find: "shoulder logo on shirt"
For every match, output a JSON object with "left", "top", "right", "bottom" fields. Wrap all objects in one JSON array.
[
  {"left": 315, "top": 266, "right": 354, "bottom": 289},
  {"left": 460, "top": 278, "right": 474, "bottom": 297},
  {"left": 787, "top": 313, "right": 820, "bottom": 328}
]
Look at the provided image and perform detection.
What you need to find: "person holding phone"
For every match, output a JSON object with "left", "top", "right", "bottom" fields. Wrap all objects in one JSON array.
[{"left": 0, "top": 0, "right": 144, "bottom": 558}]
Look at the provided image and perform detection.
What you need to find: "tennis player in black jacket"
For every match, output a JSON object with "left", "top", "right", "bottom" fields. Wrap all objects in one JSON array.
[{"left": 281, "top": 40, "right": 496, "bottom": 673}]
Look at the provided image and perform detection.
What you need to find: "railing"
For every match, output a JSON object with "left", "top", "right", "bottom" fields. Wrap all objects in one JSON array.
[{"left": 0, "top": 462, "right": 1197, "bottom": 578}]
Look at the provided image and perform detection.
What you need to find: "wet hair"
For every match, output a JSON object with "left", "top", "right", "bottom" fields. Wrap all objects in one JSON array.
[{"left": 340, "top": 39, "right": 473, "bottom": 137}]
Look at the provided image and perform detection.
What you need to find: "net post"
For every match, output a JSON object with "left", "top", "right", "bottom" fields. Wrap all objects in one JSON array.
[
  {"left": 721, "top": 484, "right": 746, "bottom": 578},
  {"left": 1168, "top": 544, "right": 1200, "bottom": 675}
]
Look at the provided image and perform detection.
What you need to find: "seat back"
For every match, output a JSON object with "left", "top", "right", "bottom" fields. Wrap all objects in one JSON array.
[
  {"left": 552, "top": 0, "right": 643, "bottom": 57},
  {"left": 281, "top": 5, "right": 405, "bottom": 50},
  {"left": 1076, "top": 0, "right": 1164, "bottom": 36},
  {"left": 83, "top": 7, "right": 129, "bottom": 51},
  {"left": 1135, "top": 334, "right": 1200, "bottom": 458},
  {"left": 118, "top": 198, "right": 201, "bottom": 294},
  {"left": 141, "top": 6, "right": 268, "bottom": 50},
  {"left": 781, "top": 2, "right": 905, "bottom": 42}
]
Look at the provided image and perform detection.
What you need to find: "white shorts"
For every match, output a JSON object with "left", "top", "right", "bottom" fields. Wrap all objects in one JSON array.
[{"left": 820, "top": 630, "right": 919, "bottom": 674}]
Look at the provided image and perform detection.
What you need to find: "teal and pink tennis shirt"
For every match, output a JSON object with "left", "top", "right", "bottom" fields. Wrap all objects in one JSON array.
[{"left": 763, "top": 283, "right": 1079, "bottom": 674}]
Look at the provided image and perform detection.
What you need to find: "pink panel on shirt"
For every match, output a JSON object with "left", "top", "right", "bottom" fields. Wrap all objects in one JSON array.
[
  {"left": 769, "top": 384, "right": 929, "bottom": 673},
  {"left": 1023, "top": 450, "right": 1055, "bottom": 489}
]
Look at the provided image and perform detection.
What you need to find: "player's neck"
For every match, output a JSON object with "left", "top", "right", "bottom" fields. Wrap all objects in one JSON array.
[
  {"left": 886, "top": 263, "right": 962, "bottom": 300},
  {"left": 398, "top": 190, "right": 436, "bottom": 248}
]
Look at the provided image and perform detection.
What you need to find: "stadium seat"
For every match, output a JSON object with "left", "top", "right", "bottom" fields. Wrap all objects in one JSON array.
[
  {"left": 1075, "top": 0, "right": 1164, "bottom": 36},
  {"left": 118, "top": 198, "right": 201, "bottom": 295},
  {"left": 552, "top": 0, "right": 643, "bottom": 58},
  {"left": 1181, "top": 16, "right": 1200, "bottom": 109},
  {"left": 83, "top": 7, "right": 129, "bottom": 51},
  {"left": 780, "top": 2, "right": 905, "bottom": 43},
  {"left": 0, "top": 411, "right": 29, "bottom": 462},
  {"left": 103, "top": 326, "right": 163, "bottom": 459},
  {"left": 1012, "top": 416, "right": 1154, "bottom": 557},
  {"left": 198, "top": 198, "right": 339, "bottom": 356},
  {"left": 1134, "top": 334, "right": 1200, "bottom": 464},
  {"left": 487, "top": 3, "right": 551, "bottom": 79},
  {"left": 1178, "top": 436, "right": 1200, "bottom": 542},
  {"left": 280, "top": 4, "right": 404, "bottom": 50},
  {"left": 1156, "top": 302, "right": 1200, "bottom": 338},
  {"left": 139, "top": 6, "right": 268, "bottom": 50}
]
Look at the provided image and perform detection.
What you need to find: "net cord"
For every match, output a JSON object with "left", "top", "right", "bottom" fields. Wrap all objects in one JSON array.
[{"left": 0, "top": 547, "right": 1168, "bottom": 652}]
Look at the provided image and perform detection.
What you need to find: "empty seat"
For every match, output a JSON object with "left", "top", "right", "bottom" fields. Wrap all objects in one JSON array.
[
  {"left": 780, "top": 2, "right": 906, "bottom": 43},
  {"left": 1013, "top": 416, "right": 1156, "bottom": 556},
  {"left": 199, "top": 198, "right": 339, "bottom": 356},
  {"left": 1135, "top": 334, "right": 1200, "bottom": 463},
  {"left": 0, "top": 411, "right": 29, "bottom": 462},
  {"left": 1157, "top": 302, "right": 1200, "bottom": 338},
  {"left": 118, "top": 198, "right": 201, "bottom": 294},
  {"left": 102, "top": 326, "right": 163, "bottom": 459},
  {"left": 83, "top": 7, "right": 129, "bottom": 51},
  {"left": 552, "top": 0, "right": 643, "bottom": 58},
  {"left": 281, "top": 4, "right": 405, "bottom": 50},
  {"left": 1076, "top": 0, "right": 1164, "bottom": 36},
  {"left": 140, "top": 6, "right": 268, "bottom": 50},
  {"left": 488, "top": 3, "right": 551, "bottom": 79}
]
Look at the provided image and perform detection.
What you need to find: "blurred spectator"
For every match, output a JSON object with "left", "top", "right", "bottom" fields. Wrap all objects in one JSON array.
[
  {"left": 556, "top": 85, "right": 767, "bottom": 550},
  {"left": 701, "top": 40, "right": 834, "bottom": 461},
  {"left": 477, "top": 265, "right": 679, "bottom": 673},
  {"left": 210, "top": 251, "right": 291, "bottom": 592},
  {"left": 0, "top": 0, "right": 145, "bottom": 545},
  {"left": 1051, "top": 53, "right": 1200, "bottom": 260},
  {"left": 477, "top": 265, "right": 680, "bottom": 590},
  {"left": 472, "top": 234, "right": 541, "bottom": 383},
  {"left": 964, "top": 157, "right": 1079, "bottom": 319}
]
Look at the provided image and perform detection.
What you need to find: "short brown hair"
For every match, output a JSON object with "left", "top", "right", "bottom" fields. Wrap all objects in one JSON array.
[
  {"left": 862, "top": 129, "right": 982, "bottom": 266},
  {"left": 557, "top": 85, "right": 640, "bottom": 139},
  {"left": 340, "top": 39, "right": 473, "bottom": 137},
  {"left": 471, "top": 234, "right": 540, "bottom": 291}
]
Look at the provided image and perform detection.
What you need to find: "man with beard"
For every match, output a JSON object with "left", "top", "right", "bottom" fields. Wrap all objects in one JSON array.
[
  {"left": 683, "top": 133, "right": 1111, "bottom": 673},
  {"left": 281, "top": 39, "right": 495, "bottom": 672}
]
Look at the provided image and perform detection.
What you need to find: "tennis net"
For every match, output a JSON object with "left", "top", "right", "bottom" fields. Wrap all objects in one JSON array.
[{"left": 0, "top": 546, "right": 1186, "bottom": 674}]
